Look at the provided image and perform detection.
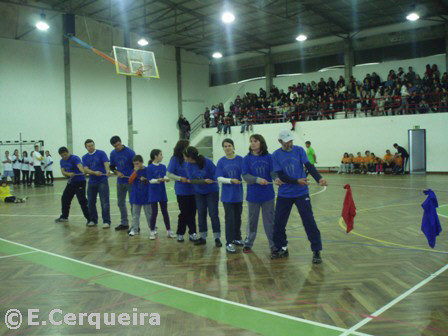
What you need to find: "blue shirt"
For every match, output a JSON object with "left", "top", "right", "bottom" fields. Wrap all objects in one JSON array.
[
  {"left": 130, "top": 168, "right": 150, "bottom": 205},
  {"left": 242, "top": 153, "right": 275, "bottom": 203},
  {"left": 167, "top": 156, "right": 194, "bottom": 196},
  {"left": 185, "top": 158, "right": 219, "bottom": 195},
  {"left": 60, "top": 155, "right": 85, "bottom": 183},
  {"left": 272, "top": 145, "right": 309, "bottom": 198},
  {"left": 146, "top": 164, "right": 168, "bottom": 203},
  {"left": 82, "top": 150, "right": 109, "bottom": 185},
  {"left": 216, "top": 155, "right": 243, "bottom": 203},
  {"left": 110, "top": 146, "right": 135, "bottom": 184}
]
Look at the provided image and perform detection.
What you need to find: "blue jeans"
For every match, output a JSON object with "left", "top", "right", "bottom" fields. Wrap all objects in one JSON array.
[
  {"left": 195, "top": 192, "right": 221, "bottom": 239},
  {"left": 273, "top": 195, "right": 322, "bottom": 251},
  {"left": 117, "top": 183, "right": 132, "bottom": 226},
  {"left": 87, "top": 180, "right": 111, "bottom": 224}
]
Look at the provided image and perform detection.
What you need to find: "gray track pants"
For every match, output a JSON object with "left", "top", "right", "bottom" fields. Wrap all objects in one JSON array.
[{"left": 244, "top": 199, "right": 275, "bottom": 250}]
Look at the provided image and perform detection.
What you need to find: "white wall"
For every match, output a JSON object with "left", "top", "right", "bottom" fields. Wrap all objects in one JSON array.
[{"left": 192, "top": 113, "right": 448, "bottom": 173}]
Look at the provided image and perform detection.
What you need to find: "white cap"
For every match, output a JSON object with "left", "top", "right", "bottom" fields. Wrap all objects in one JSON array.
[{"left": 278, "top": 130, "right": 294, "bottom": 143}]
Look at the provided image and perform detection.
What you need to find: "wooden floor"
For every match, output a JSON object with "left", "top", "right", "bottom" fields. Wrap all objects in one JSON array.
[{"left": 0, "top": 174, "right": 447, "bottom": 335}]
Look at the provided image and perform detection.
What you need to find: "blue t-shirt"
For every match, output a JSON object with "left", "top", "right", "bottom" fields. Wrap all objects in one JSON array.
[
  {"left": 60, "top": 155, "right": 85, "bottom": 183},
  {"left": 130, "top": 168, "right": 150, "bottom": 205},
  {"left": 167, "top": 156, "right": 194, "bottom": 196},
  {"left": 272, "top": 145, "right": 309, "bottom": 198},
  {"left": 110, "top": 146, "right": 135, "bottom": 184},
  {"left": 82, "top": 150, "right": 109, "bottom": 185},
  {"left": 216, "top": 155, "right": 243, "bottom": 203},
  {"left": 146, "top": 164, "right": 168, "bottom": 203},
  {"left": 242, "top": 153, "right": 275, "bottom": 203},
  {"left": 185, "top": 158, "right": 219, "bottom": 195}
]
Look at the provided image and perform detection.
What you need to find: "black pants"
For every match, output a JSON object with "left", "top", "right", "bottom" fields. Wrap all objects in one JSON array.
[
  {"left": 22, "top": 170, "right": 29, "bottom": 185},
  {"left": 61, "top": 180, "right": 90, "bottom": 221},
  {"left": 176, "top": 195, "right": 197, "bottom": 235},
  {"left": 223, "top": 202, "right": 243, "bottom": 245},
  {"left": 13, "top": 169, "right": 21, "bottom": 185},
  {"left": 5, "top": 196, "right": 16, "bottom": 203},
  {"left": 29, "top": 172, "right": 34, "bottom": 185},
  {"left": 46, "top": 171, "right": 54, "bottom": 184},
  {"left": 34, "top": 166, "right": 44, "bottom": 186}
]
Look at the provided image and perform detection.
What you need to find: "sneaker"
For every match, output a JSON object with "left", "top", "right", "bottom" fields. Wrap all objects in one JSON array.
[
  {"left": 312, "top": 251, "right": 322, "bottom": 264},
  {"left": 194, "top": 238, "right": 206, "bottom": 245},
  {"left": 226, "top": 244, "right": 236, "bottom": 253},
  {"left": 102, "top": 223, "right": 111, "bottom": 229},
  {"left": 189, "top": 233, "right": 198, "bottom": 241},
  {"left": 243, "top": 246, "right": 252, "bottom": 254},
  {"left": 177, "top": 235, "right": 184, "bottom": 242},
  {"left": 380, "top": 172, "right": 384, "bottom": 175},
  {"left": 128, "top": 229, "right": 137, "bottom": 236},
  {"left": 167, "top": 230, "right": 177, "bottom": 238},
  {"left": 115, "top": 224, "right": 129, "bottom": 231},
  {"left": 271, "top": 247, "right": 289, "bottom": 259},
  {"left": 232, "top": 240, "right": 244, "bottom": 246},
  {"left": 215, "top": 238, "right": 222, "bottom": 248},
  {"left": 149, "top": 231, "right": 156, "bottom": 240},
  {"left": 86, "top": 221, "right": 97, "bottom": 227},
  {"left": 22, "top": 196, "right": 29, "bottom": 202},
  {"left": 54, "top": 217, "right": 68, "bottom": 223}
]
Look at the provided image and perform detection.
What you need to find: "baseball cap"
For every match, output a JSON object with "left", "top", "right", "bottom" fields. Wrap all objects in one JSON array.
[{"left": 278, "top": 130, "right": 294, "bottom": 143}]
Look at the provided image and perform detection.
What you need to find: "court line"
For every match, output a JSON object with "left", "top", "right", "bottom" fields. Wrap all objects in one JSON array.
[
  {"left": 0, "top": 251, "right": 38, "bottom": 259},
  {"left": 339, "top": 263, "right": 448, "bottom": 336},
  {"left": 0, "top": 237, "right": 371, "bottom": 336}
]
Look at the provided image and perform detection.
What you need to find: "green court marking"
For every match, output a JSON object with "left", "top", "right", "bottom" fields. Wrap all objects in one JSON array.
[
  {"left": 438, "top": 204, "right": 448, "bottom": 217},
  {"left": 0, "top": 238, "right": 354, "bottom": 336}
]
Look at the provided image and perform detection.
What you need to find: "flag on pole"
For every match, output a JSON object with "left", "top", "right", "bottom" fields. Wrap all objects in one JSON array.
[
  {"left": 421, "top": 189, "right": 442, "bottom": 248},
  {"left": 342, "top": 184, "right": 356, "bottom": 233}
]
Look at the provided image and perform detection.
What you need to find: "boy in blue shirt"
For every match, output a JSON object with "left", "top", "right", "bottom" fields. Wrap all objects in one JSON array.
[
  {"left": 82, "top": 139, "right": 111, "bottom": 229},
  {"left": 110, "top": 136, "right": 136, "bottom": 231},
  {"left": 271, "top": 130, "right": 328, "bottom": 263},
  {"left": 55, "top": 147, "right": 90, "bottom": 224}
]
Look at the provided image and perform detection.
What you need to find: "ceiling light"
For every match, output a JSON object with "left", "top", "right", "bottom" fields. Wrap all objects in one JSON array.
[
  {"left": 221, "top": 12, "right": 235, "bottom": 24},
  {"left": 137, "top": 38, "right": 149, "bottom": 46},
  {"left": 296, "top": 34, "right": 307, "bottom": 42},
  {"left": 406, "top": 12, "right": 419, "bottom": 21},
  {"left": 212, "top": 52, "right": 223, "bottom": 59},
  {"left": 36, "top": 14, "right": 49, "bottom": 31}
]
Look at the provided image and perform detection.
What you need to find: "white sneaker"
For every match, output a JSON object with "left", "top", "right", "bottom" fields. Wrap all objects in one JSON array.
[
  {"left": 128, "top": 229, "right": 137, "bottom": 236},
  {"left": 167, "top": 230, "right": 177, "bottom": 238},
  {"left": 380, "top": 172, "right": 384, "bottom": 175},
  {"left": 102, "top": 223, "right": 111, "bottom": 229},
  {"left": 149, "top": 231, "right": 156, "bottom": 240}
]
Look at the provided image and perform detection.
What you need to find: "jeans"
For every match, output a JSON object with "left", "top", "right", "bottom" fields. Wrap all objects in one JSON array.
[
  {"left": 87, "top": 180, "right": 111, "bottom": 224},
  {"left": 46, "top": 171, "right": 54, "bottom": 184},
  {"left": 132, "top": 204, "right": 152, "bottom": 231},
  {"left": 245, "top": 199, "right": 275, "bottom": 250},
  {"left": 195, "top": 192, "right": 221, "bottom": 239},
  {"left": 223, "top": 202, "right": 242, "bottom": 245},
  {"left": 61, "top": 180, "right": 90, "bottom": 221},
  {"left": 176, "top": 195, "right": 197, "bottom": 235},
  {"left": 273, "top": 195, "right": 322, "bottom": 251},
  {"left": 117, "top": 183, "right": 132, "bottom": 226}
]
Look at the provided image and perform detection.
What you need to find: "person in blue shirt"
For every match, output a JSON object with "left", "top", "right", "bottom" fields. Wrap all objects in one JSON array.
[
  {"left": 82, "top": 139, "right": 111, "bottom": 229},
  {"left": 55, "top": 147, "right": 90, "bottom": 224},
  {"left": 216, "top": 139, "right": 243, "bottom": 253},
  {"left": 167, "top": 140, "right": 198, "bottom": 243},
  {"left": 146, "top": 149, "right": 176, "bottom": 240},
  {"left": 128, "top": 155, "right": 152, "bottom": 237},
  {"left": 184, "top": 146, "right": 222, "bottom": 247},
  {"left": 241, "top": 134, "right": 276, "bottom": 254},
  {"left": 271, "top": 130, "right": 328, "bottom": 263},
  {"left": 110, "top": 136, "right": 136, "bottom": 231}
]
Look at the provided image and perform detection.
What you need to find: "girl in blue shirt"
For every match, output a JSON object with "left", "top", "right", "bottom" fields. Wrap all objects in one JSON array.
[
  {"left": 167, "top": 140, "right": 198, "bottom": 242},
  {"left": 147, "top": 149, "right": 176, "bottom": 240},
  {"left": 184, "top": 146, "right": 222, "bottom": 247},
  {"left": 216, "top": 139, "right": 243, "bottom": 253},
  {"left": 241, "top": 134, "right": 276, "bottom": 253}
]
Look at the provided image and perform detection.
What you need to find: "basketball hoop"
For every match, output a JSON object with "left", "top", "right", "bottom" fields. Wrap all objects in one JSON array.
[
  {"left": 135, "top": 65, "right": 151, "bottom": 77},
  {"left": 112, "top": 46, "right": 159, "bottom": 79}
]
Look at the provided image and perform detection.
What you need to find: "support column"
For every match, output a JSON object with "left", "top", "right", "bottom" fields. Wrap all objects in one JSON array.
[
  {"left": 175, "top": 46, "right": 183, "bottom": 139},
  {"left": 265, "top": 49, "right": 274, "bottom": 92},
  {"left": 63, "top": 33, "right": 73, "bottom": 152},
  {"left": 445, "top": 23, "right": 448, "bottom": 74},
  {"left": 124, "top": 31, "right": 134, "bottom": 148},
  {"left": 344, "top": 37, "right": 354, "bottom": 80}
]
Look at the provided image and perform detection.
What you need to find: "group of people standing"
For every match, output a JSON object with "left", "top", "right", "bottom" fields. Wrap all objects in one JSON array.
[
  {"left": 1, "top": 146, "right": 54, "bottom": 186},
  {"left": 55, "top": 131, "right": 328, "bottom": 263}
]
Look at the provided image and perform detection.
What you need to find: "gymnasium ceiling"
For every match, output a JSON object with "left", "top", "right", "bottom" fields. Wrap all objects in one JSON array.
[{"left": 1, "top": 0, "right": 447, "bottom": 58}]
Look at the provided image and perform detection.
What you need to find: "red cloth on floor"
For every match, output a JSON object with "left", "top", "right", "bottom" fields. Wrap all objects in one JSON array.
[{"left": 342, "top": 184, "right": 356, "bottom": 233}]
